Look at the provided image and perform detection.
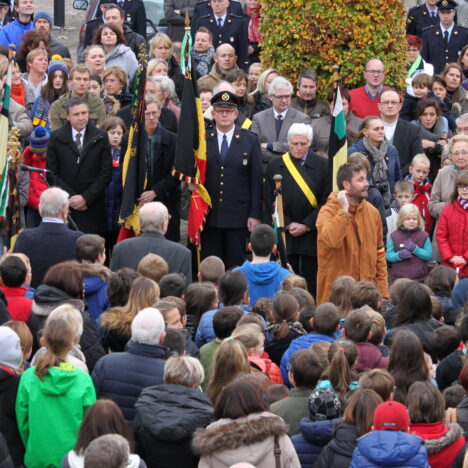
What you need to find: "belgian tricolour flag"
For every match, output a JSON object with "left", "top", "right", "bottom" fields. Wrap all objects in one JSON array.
[
  {"left": 328, "top": 87, "right": 348, "bottom": 192},
  {"left": 172, "top": 27, "right": 210, "bottom": 249}
]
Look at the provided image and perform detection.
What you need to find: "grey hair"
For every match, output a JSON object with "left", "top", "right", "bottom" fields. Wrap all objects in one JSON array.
[
  {"left": 152, "top": 75, "right": 176, "bottom": 99},
  {"left": 164, "top": 356, "right": 205, "bottom": 387},
  {"left": 139, "top": 201, "right": 168, "bottom": 232},
  {"left": 144, "top": 94, "right": 162, "bottom": 111},
  {"left": 131, "top": 307, "right": 165, "bottom": 345},
  {"left": 288, "top": 123, "right": 313, "bottom": 143},
  {"left": 83, "top": 44, "right": 105, "bottom": 59},
  {"left": 47, "top": 304, "right": 83, "bottom": 345},
  {"left": 39, "top": 187, "right": 69, "bottom": 218},
  {"left": 84, "top": 434, "right": 129, "bottom": 468},
  {"left": 456, "top": 113, "right": 468, "bottom": 126},
  {"left": 268, "top": 76, "right": 293, "bottom": 97}
]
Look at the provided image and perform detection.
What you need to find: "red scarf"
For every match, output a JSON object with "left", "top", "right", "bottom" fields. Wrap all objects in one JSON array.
[
  {"left": 11, "top": 83, "right": 26, "bottom": 107},
  {"left": 413, "top": 182, "right": 432, "bottom": 197},
  {"left": 246, "top": 5, "right": 262, "bottom": 43}
]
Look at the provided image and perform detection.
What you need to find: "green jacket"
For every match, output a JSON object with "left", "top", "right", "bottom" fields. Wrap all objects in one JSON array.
[
  {"left": 16, "top": 362, "right": 96, "bottom": 468},
  {"left": 49, "top": 92, "right": 106, "bottom": 131}
]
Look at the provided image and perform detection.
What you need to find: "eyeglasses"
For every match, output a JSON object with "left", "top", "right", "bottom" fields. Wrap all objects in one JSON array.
[
  {"left": 452, "top": 151, "right": 468, "bottom": 157},
  {"left": 272, "top": 94, "right": 291, "bottom": 100},
  {"left": 457, "top": 184, "right": 468, "bottom": 190},
  {"left": 213, "top": 109, "right": 236, "bottom": 115},
  {"left": 380, "top": 101, "right": 401, "bottom": 106},
  {"left": 365, "top": 70, "right": 384, "bottom": 75}
]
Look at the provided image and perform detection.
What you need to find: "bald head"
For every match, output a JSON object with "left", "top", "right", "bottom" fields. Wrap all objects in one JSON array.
[
  {"left": 215, "top": 44, "right": 237, "bottom": 73},
  {"left": 213, "top": 80, "right": 235, "bottom": 94},
  {"left": 139, "top": 202, "right": 169, "bottom": 233}
]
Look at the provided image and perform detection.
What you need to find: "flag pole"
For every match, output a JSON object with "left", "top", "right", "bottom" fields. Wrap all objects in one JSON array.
[{"left": 273, "top": 174, "right": 288, "bottom": 268}]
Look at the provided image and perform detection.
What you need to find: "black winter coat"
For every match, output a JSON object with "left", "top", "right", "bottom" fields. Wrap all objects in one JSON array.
[
  {"left": 314, "top": 423, "right": 357, "bottom": 468},
  {"left": 28, "top": 285, "right": 105, "bottom": 372},
  {"left": 47, "top": 121, "right": 112, "bottom": 234},
  {"left": 263, "top": 150, "right": 330, "bottom": 257},
  {"left": 133, "top": 384, "right": 212, "bottom": 468},
  {"left": 0, "top": 369, "right": 23, "bottom": 467},
  {"left": 0, "top": 433, "right": 13, "bottom": 468},
  {"left": 92, "top": 341, "right": 167, "bottom": 422}
]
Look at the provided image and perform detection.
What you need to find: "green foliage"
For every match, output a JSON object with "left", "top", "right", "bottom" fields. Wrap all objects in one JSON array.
[{"left": 260, "top": 0, "right": 408, "bottom": 94}]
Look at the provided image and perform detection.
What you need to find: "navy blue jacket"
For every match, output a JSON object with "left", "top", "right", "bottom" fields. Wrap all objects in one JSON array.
[
  {"left": 348, "top": 138, "right": 402, "bottom": 197},
  {"left": 350, "top": 430, "right": 430, "bottom": 468},
  {"left": 204, "top": 127, "right": 262, "bottom": 229},
  {"left": 291, "top": 418, "right": 341, "bottom": 468},
  {"left": 92, "top": 341, "right": 167, "bottom": 422}
]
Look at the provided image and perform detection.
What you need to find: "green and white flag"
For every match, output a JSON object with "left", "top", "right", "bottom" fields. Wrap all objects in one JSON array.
[
  {"left": 328, "top": 87, "right": 347, "bottom": 192},
  {"left": 0, "top": 59, "right": 11, "bottom": 218}
]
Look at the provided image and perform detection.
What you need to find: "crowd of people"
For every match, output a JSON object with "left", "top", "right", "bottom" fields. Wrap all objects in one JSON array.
[{"left": 0, "top": 0, "right": 467, "bottom": 466}]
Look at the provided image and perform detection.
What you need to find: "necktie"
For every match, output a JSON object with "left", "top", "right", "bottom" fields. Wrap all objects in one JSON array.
[
  {"left": 217, "top": 17, "right": 223, "bottom": 28},
  {"left": 118, "top": 0, "right": 124, "bottom": 7},
  {"left": 443, "top": 30, "right": 449, "bottom": 47},
  {"left": 220, "top": 134, "right": 228, "bottom": 161},
  {"left": 75, "top": 132, "right": 82, "bottom": 152},
  {"left": 275, "top": 114, "right": 283, "bottom": 138}
]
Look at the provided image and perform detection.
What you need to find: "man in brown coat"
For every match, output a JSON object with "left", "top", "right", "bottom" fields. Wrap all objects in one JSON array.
[{"left": 316, "top": 161, "right": 388, "bottom": 304}]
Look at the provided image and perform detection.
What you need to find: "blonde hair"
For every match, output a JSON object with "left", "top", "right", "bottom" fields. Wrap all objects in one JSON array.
[
  {"left": 47, "top": 304, "right": 83, "bottom": 345},
  {"left": 164, "top": 356, "right": 204, "bottom": 387},
  {"left": 149, "top": 32, "right": 173, "bottom": 56},
  {"left": 147, "top": 58, "right": 168, "bottom": 76},
  {"left": 410, "top": 153, "right": 431, "bottom": 167},
  {"left": 396, "top": 203, "right": 425, "bottom": 231},
  {"left": 231, "top": 324, "right": 263, "bottom": 350},
  {"left": 448, "top": 134, "right": 468, "bottom": 154}
]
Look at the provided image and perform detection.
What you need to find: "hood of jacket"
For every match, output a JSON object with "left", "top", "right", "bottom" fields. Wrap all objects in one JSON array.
[
  {"left": 299, "top": 417, "right": 341, "bottom": 446},
  {"left": 193, "top": 411, "right": 288, "bottom": 458},
  {"left": 238, "top": 260, "right": 286, "bottom": 286},
  {"left": 326, "top": 423, "right": 358, "bottom": 458},
  {"left": 32, "top": 285, "right": 85, "bottom": 317},
  {"left": 30, "top": 362, "right": 82, "bottom": 396},
  {"left": 135, "top": 384, "right": 212, "bottom": 442},
  {"left": 100, "top": 306, "right": 132, "bottom": 333},
  {"left": 356, "top": 430, "right": 426, "bottom": 465},
  {"left": 105, "top": 43, "right": 131, "bottom": 61},
  {"left": 65, "top": 450, "right": 142, "bottom": 468},
  {"left": 410, "top": 422, "right": 463, "bottom": 455},
  {"left": 80, "top": 262, "right": 111, "bottom": 282},
  {"left": 355, "top": 342, "right": 389, "bottom": 373}
]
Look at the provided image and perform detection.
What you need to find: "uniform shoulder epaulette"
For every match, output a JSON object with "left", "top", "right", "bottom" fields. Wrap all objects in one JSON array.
[
  {"left": 239, "top": 128, "right": 256, "bottom": 137},
  {"left": 421, "top": 24, "right": 435, "bottom": 32}
]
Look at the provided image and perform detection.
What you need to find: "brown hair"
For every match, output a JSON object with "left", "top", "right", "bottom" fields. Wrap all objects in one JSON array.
[
  {"left": 17, "top": 31, "right": 50, "bottom": 62},
  {"left": 451, "top": 170, "right": 468, "bottom": 202},
  {"left": 325, "top": 338, "right": 357, "bottom": 397},
  {"left": 329, "top": 276, "right": 356, "bottom": 317},
  {"left": 272, "top": 293, "right": 300, "bottom": 340},
  {"left": 199, "top": 256, "right": 225, "bottom": 285},
  {"left": 416, "top": 97, "right": 442, "bottom": 119},
  {"left": 336, "top": 161, "right": 368, "bottom": 190},
  {"left": 75, "top": 399, "right": 133, "bottom": 455},
  {"left": 195, "top": 26, "right": 213, "bottom": 42},
  {"left": 367, "top": 308, "right": 386, "bottom": 346},
  {"left": 184, "top": 282, "right": 217, "bottom": 328},
  {"left": 359, "top": 369, "right": 394, "bottom": 401},
  {"left": 411, "top": 72, "right": 432, "bottom": 89},
  {"left": 290, "top": 349, "right": 324, "bottom": 389},
  {"left": 99, "top": 115, "right": 127, "bottom": 134},
  {"left": 75, "top": 234, "right": 105, "bottom": 263},
  {"left": 102, "top": 65, "right": 127, "bottom": 90},
  {"left": 207, "top": 339, "right": 251, "bottom": 405},
  {"left": 92, "top": 23, "right": 127, "bottom": 47},
  {"left": 407, "top": 380, "right": 445, "bottom": 423},
  {"left": 281, "top": 274, "right": 307, "bottom": 291},
  {"left": 213, "top": 373, "right": 267, "bottom": 420},
  {"left": 137, "top": 253, "right": 168, "bottom": 283},
  {"left": 344, "top": 307, "right": 372, "bottom": 343},
  {"left": 35, "top": 318, "right": 75, "bottom": 379},
  {"left": 350, "top": 281, "right": 381, "bottom": 311},
  {"left": 343, "top": 389, "right": 383, "bottom": 437},
  {"left": 43, "top": 261, "right": 84, "bottom": 299},
  {"left": 426, "top": 265, "right": 458, "bottom": 297},
  {"left": 69, "top": 64, "right": 91, "bottom": 80}
]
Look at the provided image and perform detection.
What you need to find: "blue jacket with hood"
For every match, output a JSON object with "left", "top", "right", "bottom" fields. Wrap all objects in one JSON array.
[
  {"left": 350, "top": 430, "right": 430, "bottom": 468},
  {"left": 234, "top": 260, "right": 290, "bottom": 306}
]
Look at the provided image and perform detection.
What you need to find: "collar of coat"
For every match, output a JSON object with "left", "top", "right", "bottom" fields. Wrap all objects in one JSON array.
[{"left": 192, "top": 411, "right": 288, "bottom": 456}]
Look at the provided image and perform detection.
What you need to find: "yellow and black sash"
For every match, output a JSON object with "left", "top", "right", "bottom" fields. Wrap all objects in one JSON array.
[{"left": 282, "top": 152, "right": 318, "bottom": 208}]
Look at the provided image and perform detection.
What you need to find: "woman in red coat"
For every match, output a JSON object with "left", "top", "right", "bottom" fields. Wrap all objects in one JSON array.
[{"left": 436, "top": 171, "right": 468, "bottom": 279}]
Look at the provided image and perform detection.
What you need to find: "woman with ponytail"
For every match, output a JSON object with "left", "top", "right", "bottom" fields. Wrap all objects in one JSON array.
[
  {"left": 316, "top": 338, "right": 359, "bottom": 399},
  {"left": 15, "top": 316, "right": 96, "bottom": 468}
]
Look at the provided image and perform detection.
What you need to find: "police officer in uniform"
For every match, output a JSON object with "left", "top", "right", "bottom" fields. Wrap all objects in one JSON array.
[
  {"left": 191, "top": 0, "right": 244, "bottom": 28},
  {"left": 97, "top": 0, "right": 147, "bottom": 38},
  {"left": 200, "top": 91, "right": 262, "bottom": 269},
  {"left": 407, "top": 0, "right": 440, "bottom": 37},
  {"left": 421, "top": 0, "right": 468, "bottom": 74},
  {"left": 192, "top": 0, "right": 248, "bottom": 70}
]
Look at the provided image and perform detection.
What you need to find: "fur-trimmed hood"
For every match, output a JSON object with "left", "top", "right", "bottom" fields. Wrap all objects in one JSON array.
[
  {"left": 79, "top": 262, "right": 111, "bottom": 282},
  {"left": 418, "top": 423, "right": 463, "bottom": 455},
  {"left": 100, "top": 307, "right": 132, "bottom": 334},
  {"left": 32, "top": 285, "right": 85, "bottom": 317},
  {"left": 192, "top": 411, "right": 288, "bottom": 456}
]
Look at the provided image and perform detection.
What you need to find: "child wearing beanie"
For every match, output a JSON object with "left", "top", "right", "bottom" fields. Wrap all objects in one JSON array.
[{"left": 19, "top": 126, "right": 50, "bottom": 227}]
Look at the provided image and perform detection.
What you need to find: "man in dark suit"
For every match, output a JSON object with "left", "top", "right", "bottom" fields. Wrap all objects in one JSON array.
[
  {"left": 192, "top": 0, "right": 248, "bottom": 70},
  {"left": 251, "top": 76, "right": 312, "bottom": 172},
  {"left": 97, "top": 0, "right": 147, "bottom": 38},
  {"left": 122, "top": 95, "right": 181, "bottom": 241},
  {"left": 110, "top": 202, "right": 192, "bottom": 281},
  {"left": 407, "top": 0, "right": 440, "bottom": 37},
  {"left": 421, "top": 0, "right": 468, "bottom": 74},
  {"left": 378, "top": 88, "right": 423, "bottom": 176},
  {"left": 263, "top": 123, "right": 330, "bottom": 296},
  {"left": 13, "top": 187, "right": 84, "bottom": 288},
  {"left": 47, "top": 97, "right": 112, "bottom": 234},
  {"left": 200, "top": 90, "right": 262, "bottom": 269}
]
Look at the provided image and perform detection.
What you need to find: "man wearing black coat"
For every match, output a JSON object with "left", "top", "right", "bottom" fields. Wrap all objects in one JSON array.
[
  {"left": 200, "top": 91, "right": 263, "bottom": 269},
  {"left": 13, "top": 187, "right": 84, "bottom": 288},
  {"left": 378, "top": 89, "right": 423, "bottom": 176},
  {"left": 46, "top": 97, "right": 112, "bottom": 234},
  {"left": 97, "top": 0, "right": 147, "bottom": 38},
  {"left": 263, "top": 123, "right": 331, "bottom": 296}
]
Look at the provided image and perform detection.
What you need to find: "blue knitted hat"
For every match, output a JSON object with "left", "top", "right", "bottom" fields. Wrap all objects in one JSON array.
[
  {"left": 30, "top": 126, "right": 50, "bottom": 153},
  {"left": 48, "top": 55, "right": 69, "bottom": 79},
  {"left": 34, "top": 11, "right": 53, "bottom": 27}
]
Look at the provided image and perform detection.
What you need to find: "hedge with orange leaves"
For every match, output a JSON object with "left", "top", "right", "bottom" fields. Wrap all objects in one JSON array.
[{"left": 260, "top": 0, "right": 408, "bottom": 93}]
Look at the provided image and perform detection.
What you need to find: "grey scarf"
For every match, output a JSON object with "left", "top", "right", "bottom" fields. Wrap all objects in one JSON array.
[
  {"left": 414, "top": 118, "right": 446, "bottom": 142},
  {"left": 362, "top": 137, "right": 391, "bottom": 208},
  {"left": 192, "top": 47, "right": 215, "bottom": 77}
]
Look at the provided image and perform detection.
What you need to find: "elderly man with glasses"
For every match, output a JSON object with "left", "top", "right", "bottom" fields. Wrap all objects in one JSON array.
[{"left": 251, "top": 76, "right": 312, "bottom": 172}]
